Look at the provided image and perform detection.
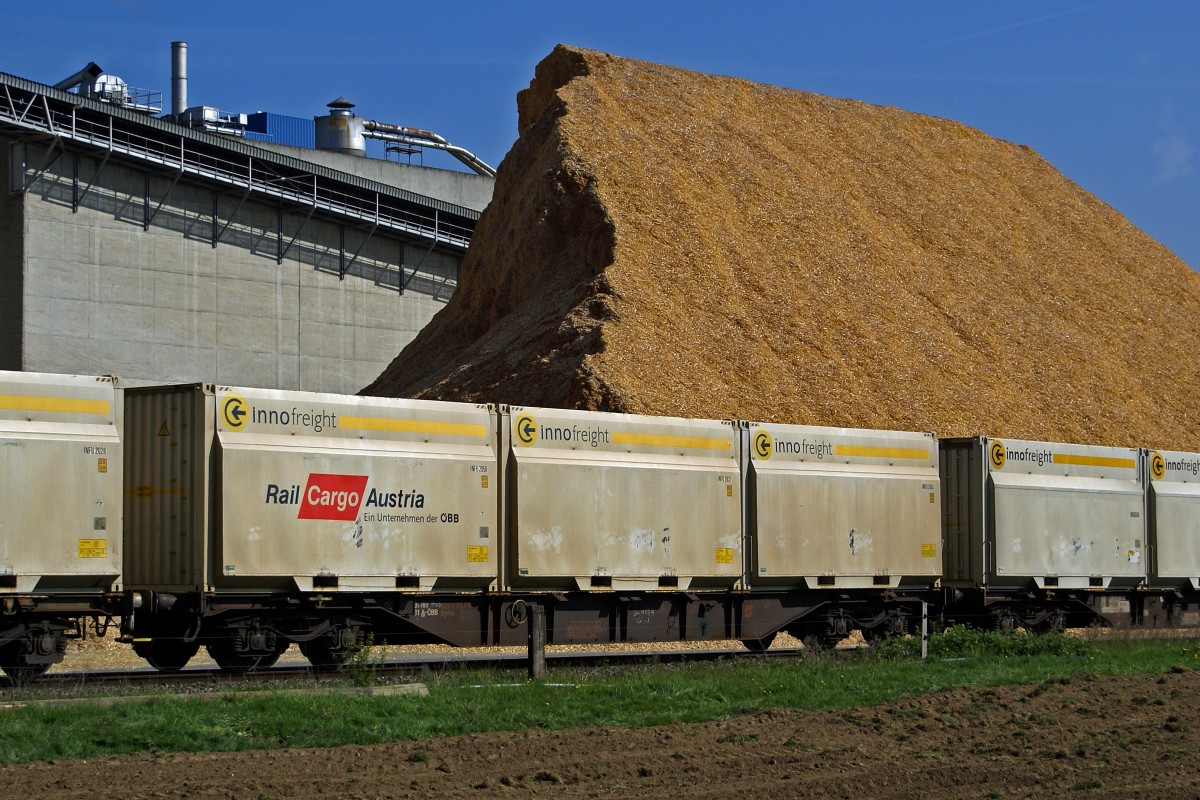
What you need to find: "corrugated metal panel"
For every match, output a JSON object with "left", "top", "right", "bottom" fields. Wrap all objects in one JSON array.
[
  {"left": 267, "top": 113, "right": 316, "bottom": 149},
  {"left": 939, "top": 438, "right": 984, "bottom": 587},
  {"left": 246, "top": 113, "right": 316, "bottom": 149},
  {"left": 0, "top": 370, "right": 122, "bottom": 592},
  {"left": 123, "top": 384, "right": 211, "bottom": 591}
]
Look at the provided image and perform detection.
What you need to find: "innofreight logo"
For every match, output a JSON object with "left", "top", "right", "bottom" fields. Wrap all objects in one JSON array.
[{"left": 513, "top": 413, "right": 613, "bottom": 449}]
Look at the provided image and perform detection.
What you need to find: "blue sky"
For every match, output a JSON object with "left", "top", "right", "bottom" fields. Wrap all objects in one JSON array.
[{"left": 4, "top": 1, "right": 1197, "bottom": 269}]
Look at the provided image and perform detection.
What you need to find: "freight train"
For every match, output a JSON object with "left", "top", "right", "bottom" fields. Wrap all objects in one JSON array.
[{"left": 1, "top": 370, "right": 1198, "bottom": 678}]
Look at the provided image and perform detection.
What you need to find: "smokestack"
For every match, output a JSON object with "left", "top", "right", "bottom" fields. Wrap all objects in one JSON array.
[
  {"left": 53, "top": 62, "right": 104, "bottom": 92},
  {"left": 171, "top": 41, "right": 187, "bottom": 116}
]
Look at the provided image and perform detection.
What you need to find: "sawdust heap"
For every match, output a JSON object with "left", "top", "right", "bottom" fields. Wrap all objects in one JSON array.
[{"left": 366, "top": 45, "right": 1200, "bottom": 450}]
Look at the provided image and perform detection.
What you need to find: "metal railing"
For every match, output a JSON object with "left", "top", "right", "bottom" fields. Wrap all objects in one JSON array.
[{"left": 0, "top": 74, "right": 477, "bottom": 252}]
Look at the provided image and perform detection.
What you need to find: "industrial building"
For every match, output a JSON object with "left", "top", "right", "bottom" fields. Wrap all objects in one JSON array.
[{"left": 0, "top": 43, "right": 495, "bottom": 393}]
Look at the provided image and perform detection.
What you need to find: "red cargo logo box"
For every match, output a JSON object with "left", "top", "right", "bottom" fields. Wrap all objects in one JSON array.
[{"left": 298, "top": 473, "right": 369, "bottom": 521}]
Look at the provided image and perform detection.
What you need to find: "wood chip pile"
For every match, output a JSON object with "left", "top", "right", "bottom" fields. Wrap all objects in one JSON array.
[{"left": 365, "top": 45, "right": 1200, "bottom": 450}]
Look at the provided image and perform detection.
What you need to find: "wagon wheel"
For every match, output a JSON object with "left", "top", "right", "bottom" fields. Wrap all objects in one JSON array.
[
  {"left": 860, "top": 626, "right": 885, "bottom": 644},
  {"left": 1033, "top": 611, "right": 1067, "bottom": 634},
  {"left": 800, "top": 634, "right": 827, "bottom": 655},
  {"left": 798, "top": 624, "right": 843, "bottom": 655},
  {"left": 134, "top": 639, "right": 201, "bottom": 672},
  {"left": 298, "top": 639, "right": 341, "bottom": 671},
  {"left": 992, "top": 609, "right": 1019, "bottom": 633},
  {"left": 740, "top": 631, "right": 777, "bottom": 654},
  {"left": 0, "top": 641, "right": 52, "bottom": 683},
  {"left": 206, "top": 639, "right": 288, "bottom": 675},
  {"left": 299, "top": 625, "right": 361, "bottom": 671},
  {"left": 863, "top": 610, "right": 910, "bottom": 643}
]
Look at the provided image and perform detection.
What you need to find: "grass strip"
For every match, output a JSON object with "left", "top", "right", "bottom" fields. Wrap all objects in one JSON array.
[{"left": 0, "top": 633, "right": 1196, "bottom": 764}]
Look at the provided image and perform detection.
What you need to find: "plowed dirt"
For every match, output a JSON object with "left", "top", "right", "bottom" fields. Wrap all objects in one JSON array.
[
  {"left": 3, "top": 669, "right": 1199, "bottom": 798},
  {"left": 366, "top": 44, "right": 1200, "bottom": 452}
]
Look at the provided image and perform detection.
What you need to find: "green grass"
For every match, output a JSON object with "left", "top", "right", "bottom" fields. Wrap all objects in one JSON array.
[{"left": 0, "top": 633, "right": 1196, "bottom": 764}]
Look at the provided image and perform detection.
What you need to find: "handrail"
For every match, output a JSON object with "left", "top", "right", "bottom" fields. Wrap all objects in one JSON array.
[{"left": 0, "top": 74, "right": 477, "bottom": 252}]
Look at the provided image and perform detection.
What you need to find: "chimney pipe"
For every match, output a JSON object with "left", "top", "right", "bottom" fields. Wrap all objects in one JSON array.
[
  {"left": 171, "top": 41, "right": 187, "bottom": 116},
  {"left": 53, "top": 62, "right": 104, "bottom": 92}
]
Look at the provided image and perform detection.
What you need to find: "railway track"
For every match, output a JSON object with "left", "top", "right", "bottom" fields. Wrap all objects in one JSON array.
[
  {"left": 5, "top": 645, "right": 818, "bottom": 697},
  {"left": 9, "top": 625, "right": 1197, "bottom": 698}
]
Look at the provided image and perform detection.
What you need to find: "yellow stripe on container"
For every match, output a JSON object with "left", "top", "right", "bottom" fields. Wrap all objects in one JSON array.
[
  {"left": 0, "top": 395, "right": 110, "bottom": 415},
  {"left": 833, "top": 445, "right": 929, "bottom": 460},
  {"left": 1052, "top": 454, "right": 1136, "bottom": 470},
  {"left": 611, "top": 432, "right": 733, "bottom": 450},
  {"left": 341, "top": 416, "right": 488, "bottom": 438}
]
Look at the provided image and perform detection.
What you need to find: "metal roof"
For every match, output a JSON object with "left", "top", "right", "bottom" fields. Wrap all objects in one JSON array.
[{"left": 0, "top": 71, "right": 480, "bottom": 252}]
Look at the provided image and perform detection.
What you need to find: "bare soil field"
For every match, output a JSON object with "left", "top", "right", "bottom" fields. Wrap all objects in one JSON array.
[{"left": 3, "top": 668, "right": 1199, "bottom": 799}]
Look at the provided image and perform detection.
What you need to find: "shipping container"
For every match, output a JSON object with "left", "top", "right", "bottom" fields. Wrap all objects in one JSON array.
[
  {"left": 500, "top": 406, "right": 741, "bottom": 591},
  {"left": 1145, "top": 448, "right": 1200, "bottom": 590},
  {"left": 744, "top": 422, "right": 941, "bottom": 590},
  {"left": 941, "top": 437, "right": 1145, "bottom": 590},
  {"left": 124, "top": 384, "right": 497, "bottom": 593},
  {"left": 0, "top": 370, "right": 122, "bottom": 594}
]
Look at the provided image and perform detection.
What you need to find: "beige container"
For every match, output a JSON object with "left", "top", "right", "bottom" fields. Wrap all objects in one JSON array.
[
  {"left": 1146, "top": 449, "right": 1200, "bottom": 590},
  {"left": 124, "top": 384, "right": 497, "bottom": 593},
  {"left": 0, "top": 370, "right": 122, "bottom": 593},
  {"left": 942, "top": 437, "right": 1145, "bottom": 590},
  {"left": 501, "top": 406, "right": 742, "bottom": 591},
  {"left": 746, "top": 422, "right": 940, "bottom": 590}
]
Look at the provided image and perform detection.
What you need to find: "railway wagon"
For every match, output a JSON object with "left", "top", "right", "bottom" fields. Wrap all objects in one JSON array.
[
  {"left": 940, "top": 436, "right": 1145, "bottom": 630},
  {"left": 739, "top": 422, "right": 941, "bottom": 648},
  {"left": 122, "top": 383, "right": 499, "bottom": 671},
  {"left": 0, "top": 370, "right": 123, "bottom": 678}
]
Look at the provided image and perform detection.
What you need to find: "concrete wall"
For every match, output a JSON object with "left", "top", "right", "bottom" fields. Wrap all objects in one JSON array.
[
  {"left": 5, "top": 140, "right": 461, "bottom": 394},
  {"left": 250, "top": 140, "right": 495, "bottom": 212}
]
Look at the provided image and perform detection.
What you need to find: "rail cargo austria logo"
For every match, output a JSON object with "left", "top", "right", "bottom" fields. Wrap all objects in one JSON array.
[
  {"left": 298, "top": 473, "right": 369, "bottom": 521},
  {"left": 753, "top": 430, "right": 773, "bottom": 460},
  {"left": 514, "top": 413, "right": 538, "bottom": 447},
  {"left": 222, "top": 394, "right": 248, "bottom": 430},
  {"left": 1150, "top": 451, "right": 1166, "bottom": 481},
  {"left": 989, "top": 440, "right": 1006, "bottom": 470}
]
